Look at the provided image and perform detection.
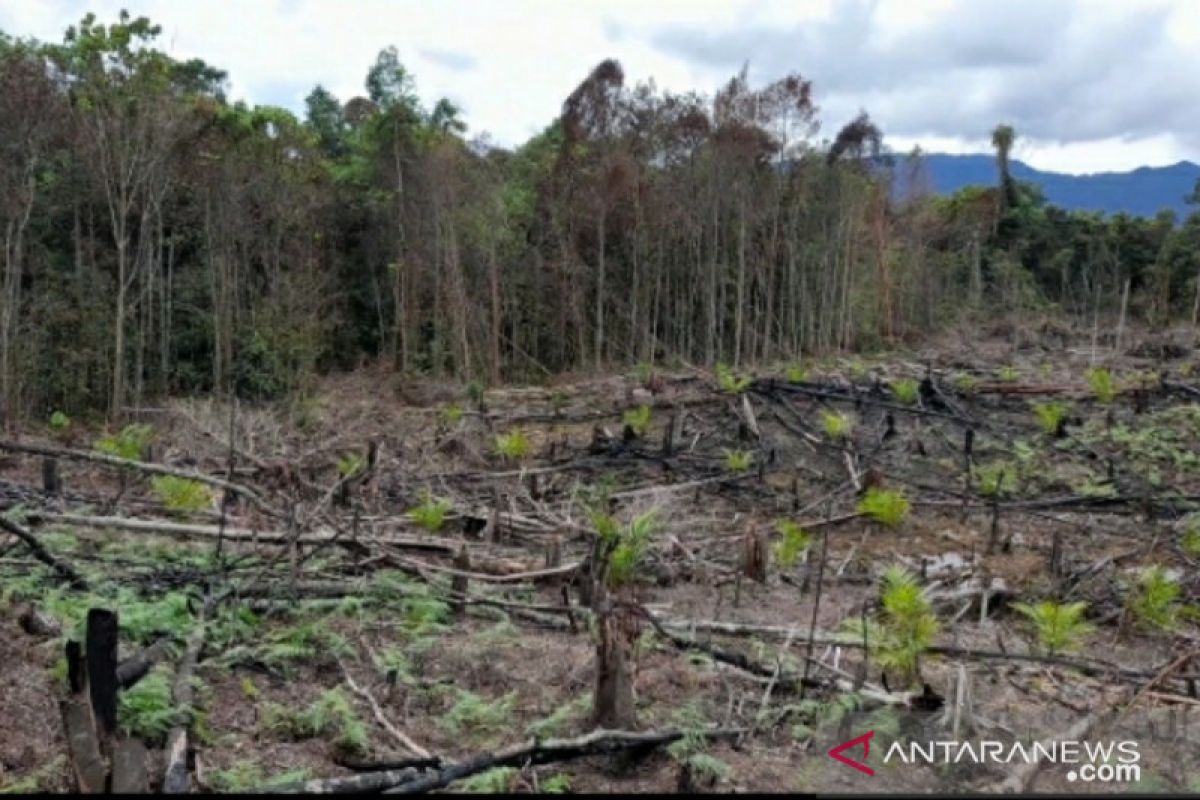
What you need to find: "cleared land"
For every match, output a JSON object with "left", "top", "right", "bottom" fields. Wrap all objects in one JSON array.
[{"left": 2, "top": 321, "right": 1200, "bottom": 793}]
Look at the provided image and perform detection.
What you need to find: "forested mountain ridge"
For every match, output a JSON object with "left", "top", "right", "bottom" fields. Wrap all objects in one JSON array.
[
  {"left": 906, "top": 154, "right": 1200, "bottom": 219},
  {"left": 2, "top": 11, "right": 1199, "bottom": 423}
]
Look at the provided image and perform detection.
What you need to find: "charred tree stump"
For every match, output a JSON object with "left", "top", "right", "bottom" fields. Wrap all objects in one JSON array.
[
  {"left": 661, "top": 412, "right": 676, "bottom": 457},
  {"left": 85, "top": 608, "right": 120, "bottom": 742},
  {"left": 561, "top": 584, "right": 578, "bottom": 634},
  {"left": 1049, "top": 530, "right": 1064, "bottom": 582},
  {"left": 66, "top": 640, "right": 86, "bottom": 693},
  {"left": 985, "top": 496, "right": 1001, "bottom": 556},
  {"left": 43, "top": 457, "right": 61, "bottom": 495},
  {"left": 61, "top": 623, "right": 105, "bottom": 794},
  {"left": 488, "top": 489, "right": 504, "bottom": 545}
]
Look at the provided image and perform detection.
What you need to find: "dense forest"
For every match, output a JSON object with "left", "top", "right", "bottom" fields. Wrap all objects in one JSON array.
[{"left": 2, "top": 11, "right": 1200, "bottom": 421}]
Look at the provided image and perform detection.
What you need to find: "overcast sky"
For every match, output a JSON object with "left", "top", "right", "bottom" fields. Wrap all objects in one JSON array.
[{"left": 3, "top": 0, "right": 1198, "bottom": 174}]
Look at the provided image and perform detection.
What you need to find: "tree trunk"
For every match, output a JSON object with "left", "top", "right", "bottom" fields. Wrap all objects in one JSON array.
[{"left": 591, "top": 586, "right": 635, "bottom": 730}]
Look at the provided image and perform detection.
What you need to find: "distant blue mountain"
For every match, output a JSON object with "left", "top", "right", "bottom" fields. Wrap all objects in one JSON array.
[{"left": 904, "top": 154, "right": 1200, "bottom": 219}]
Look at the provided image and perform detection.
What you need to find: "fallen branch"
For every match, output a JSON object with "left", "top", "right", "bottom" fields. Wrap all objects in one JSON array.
[
  {"left": 0, "top": 514, "right": 88, "bottom": 588},
  {"left": 388, "top": 728, "right": 746, "bottom": 794},
  {"left": 116, "top": 637, "right": 174, "bottom": 689},
  {"left": 336, "top": 655, "right": 431, "bottom": 759},
  {"left": 163, "top": 602, "right": 212, "bottom": 794},
  {"left": 265, "top": 766, "right": 425, "bottom": 794},
  {"left": 386, "top": 554, "right": 581, "bottom": 584},
  {"left": 28, "top": 512, "right": 454, "bottom": 553}
]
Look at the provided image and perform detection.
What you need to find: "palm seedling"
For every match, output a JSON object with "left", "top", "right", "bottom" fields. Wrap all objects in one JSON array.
[
  {"left": 890, "top": 378, "right": 920, "bottom": 405},
  {"left": 820, "top": 409, "right": 853, "bottom": 441},
  {"left": 715, "top": 362, "right": 752, "bottom": 395},
  {"left": 723, "top": 449, "right": 753, "bottom": 473},
  {"left": 622, "top": 404, "right": 652, "bottom": 438},
  {"left": 857, "top": 487, "right": 910, "bottom": 527},
  {"left": 494, "top": 429, "right": 531, "bottom": 462},
  {"left": 772, "top": 520, "right": 812, "bottom": 570},
  {"left": 1126, "top": 565, "right": 1180, "bottom": 631},
  {"left": 408, "top": 490, "right": 452, "bottom": 533},
  {"left": 842, "top": 565, "right": 938, "bottom": 685},
  {"left": 1031, "top": 401, "right": 1070, "bottom": 437},
  {"left": 1085, "top": 367, "right": 1116, "bottom": 404},
  {"left": 1012, "top": 600, "right": 1093, "bottom": 654}
]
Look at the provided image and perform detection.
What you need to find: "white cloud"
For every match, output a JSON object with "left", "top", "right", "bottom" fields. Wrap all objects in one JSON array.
[{"left": 1, "top": 0, "right": 1196, "bottom": 173}]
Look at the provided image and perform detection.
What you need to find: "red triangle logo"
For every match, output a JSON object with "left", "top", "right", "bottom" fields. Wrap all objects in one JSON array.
[{"left": 828, "top": 730, "right": 875, "bottom": 776}]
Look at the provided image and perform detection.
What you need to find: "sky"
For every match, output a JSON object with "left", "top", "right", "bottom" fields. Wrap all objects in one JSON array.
[{"left": 2, "top": 0, "right": 1198, "bottom": 175}]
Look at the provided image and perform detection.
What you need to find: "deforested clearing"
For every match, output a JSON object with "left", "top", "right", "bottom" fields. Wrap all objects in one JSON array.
[{"left": 4, "top": 323, "right": 1200, "bottom": 793}]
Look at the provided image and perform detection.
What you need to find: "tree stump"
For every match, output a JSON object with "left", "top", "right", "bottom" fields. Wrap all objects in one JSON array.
[
  {"left": 450, "top": 546, "right": 470, "bottom": 618},
  {"left": 591, "top": 589, "right": 635, "bottom": 730},
  {"left": 85, "top": 609, "right": 120, "bottom": 741},
  {"left": 43, "top": 457, "right": 61, "bottom": 495},
  {"left": 740, "top": 527, "right": 768, "bottom": 583}
]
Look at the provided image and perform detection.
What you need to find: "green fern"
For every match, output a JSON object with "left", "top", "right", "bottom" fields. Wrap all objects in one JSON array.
[
  {"left": 441, "top": 690, "right": 517, "bottom": 738},
  {"left": 49, "top": 411, "right": 71, "bottom": 432},
  {"left": 527, "top": 694, "right": 590, "bottom": 739},
  {"left": 997, "top": 365, "right": 1019, "bottom": 383},
  {"left": 460, "top": 767, "right": 517, "bottom": 793},
  {"left": 265, "top": 688, "right": 367, "bottom": 753},
  {"left": 209, "top": 763, "right": 312, "bottom": 793},
  {"left": 683, "top": 752, "right": 732, "bottom": 782},
  {"left": 260, "top": 620, "right": 349, "bottom": 669},
  {"left": 857, "top": 488, "right": 910, "bottom": 527},
  {"left": 540, "top": 773, "right": 572, "bottom": 794},
  {"left": 0, "top": 756, "right": 67, "bottom": 794},
  {"left": 119, "top": 667, "right": 182, "bottom": 744}
]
